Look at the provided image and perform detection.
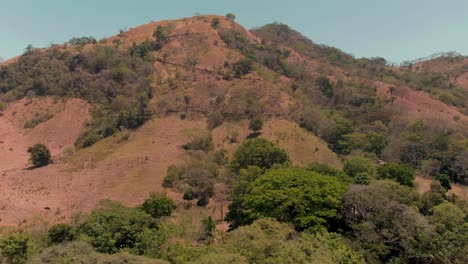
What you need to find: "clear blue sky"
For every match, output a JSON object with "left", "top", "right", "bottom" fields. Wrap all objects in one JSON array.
[{"left": 1, "top": 0, "right": 467, "bottom": 63}]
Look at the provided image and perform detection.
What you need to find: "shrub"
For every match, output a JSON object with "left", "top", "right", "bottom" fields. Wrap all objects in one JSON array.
[
  {"left": 182, "top": 130, "right": 213, "bottom": 151},
  {"left": 211, "top": 18, "right": 220, "bottom": 29},
  {"left": 163, "top": 165, "right": 181, "bottom": 188},
  {"left": 0, "top": 235, "right": 28, "bottom": 264},
  {"left": 48, "top": 224, "right": 76, "bottom": 244},
  {"left": 226, "top": 13, "right": 236, "bottom": 20},
  {"left": 233, "top": 59, "right": 253, "bottom": 77},
  {"left": 435, "top": 174, "right": 451, "bottom": 190},
  {"left": 140, "top": 193, "right": 176, "bottom": 218},
  {"left": 27, "top": 143, "right": 52, "bottom": 167},
  {"left": 197, "top": 195, "right": 209, "bottom": 207},
  {"left": 355, "top": 172, "right": 370, "bottom": 185},
  {"left": 248, "top": 117, "right": 263, "bottom": 133},
  {"left": 75, "top": 131, "right": 101, "bottom": 149}
]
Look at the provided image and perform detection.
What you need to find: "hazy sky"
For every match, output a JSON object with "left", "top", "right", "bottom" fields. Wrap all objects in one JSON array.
[{"left": 1, "top": 0, "right": 467, "bottom": 63}]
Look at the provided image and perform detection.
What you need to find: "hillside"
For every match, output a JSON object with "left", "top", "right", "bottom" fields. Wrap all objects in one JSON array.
[{"left": 0, "top": 14, "right": 467, "bottom": 264}]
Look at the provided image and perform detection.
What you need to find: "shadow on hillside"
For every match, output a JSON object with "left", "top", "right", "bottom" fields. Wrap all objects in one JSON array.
[{"left": 246, "top": 132, "right": 261, "bottom": 139}]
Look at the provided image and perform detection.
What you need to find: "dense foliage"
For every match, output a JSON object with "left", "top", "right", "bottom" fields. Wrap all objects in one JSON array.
[
  {"left": 227, "top": 168, "right": 348, "bottom": 230},
  {"left": 27, "top": 143, "right": 52, "bottom": 167},
  {"left": 230, "top": 138, "right": 290, "bottom": 173}
]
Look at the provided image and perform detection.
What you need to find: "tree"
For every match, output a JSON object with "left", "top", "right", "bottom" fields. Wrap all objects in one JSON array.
[
  {"left": 0, "top": 235, "right": 28, "bottom": 264},
  {"left": 211, "top": 18, "right": 220, "bottom": 29},
  {"left": 430, "top": 202, "right": 465, "bottom": 233},
  {"left": 377, "top": 163, "right": 415, "bottom": 187},
  {"left": 341, "top": 181, "right": 433, "bottom": 263},
  {"left": 140, "top": 192, "right": 176, "bottom": 218},
  {"left": 233, "top": 59, "right": 253, "bottom": 77},
  {"left": 200, "top": 216, "right": 216, "bottom": 244},
  {"left": 80, "top": 200, "right": 169, "bottom": 254},
  {"left": 435, "top": 173, "right": 451, "bottom": 190},
  {"left": 420, "top": 181, "right": 447, "bottom": 215},
  {"left": 227, "top": 168, "right": 348, "bottom": 230},
  {"left": 400, "top": 142, "right": 428, "bottom": 167},
  {"left": 230, "top": 138, "right": 290, "bottom": 173},
  {"left": 48, "top": 224, "right": 76, "bottom": 244},
  {"left": 316, "top": 76, "right": 333, "bottom": 98},
  {"left": 324, "top": 116, "right": 354, "bottom": 154},
  {"left": 248, "top": 117, "right": 263, "bottom": 133},
  {"left": 153, "top": 25, "right": 167, "bottom": 43},
  {"left": 27, "top": 144, "right": 52, "bottom": 167},
  {"left": 215, "top": 218, "right": 365, "bottom": 264},
  {"left": 226, "top": 13, "right": 236, "bottom": 20},
  {"left": 343, "top": 157, "right": 376, "bottom": 179}
]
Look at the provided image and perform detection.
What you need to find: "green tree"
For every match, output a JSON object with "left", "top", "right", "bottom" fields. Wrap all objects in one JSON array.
[
  {"left": 435, "top": 173, "right": 451, "bottom": 190},
  {"left": 316, "top": 76, "right": 334, "bottom": 98},
  {"left": 140, "top": 193, "right": 176, "bottom": 218},
  {"left": 341, "top": 181, "right": 433, "bottom": 263},
  {"left": 0, "top": 235, "right": 28, "bottom": 264},
  {"left": 377, "top": 163, "right": 415, "bottom": 187},
  {"left": 80, "top": 200, "right": 168, "bottom": 254},
  {"left": 226, "top": 13, "right": 236, "bottom": 20},
  {"left": 343, "top": 157, "right": 376, "bottom": 179},
  {"left": 364, "top": 131, "right": 388, "bottom": 155},
  {"left": 48, "top": 224, "right": 76, "bottom": 244},
  {"left": 325, "top": 116, "right": 354, "bottom": 154},
  {"left": 248, "top": 117, "right": 263, "bottom": 133},
  {"left": 211, "top": 18, "right": 220, "bottom": 29},
  {"left": 230, "top": 138, "right": 290, "bottom": 173},
  {"left": 153, "top": 26, "right": 168, "bottom": 43},
  {"left": 420, "top": 181, "right": 447, "bottom": 215},
  {"left": 430, "top": 202, "right": 465, "bottom": 233},
  {"left": 27, "top": 144, "right": 52, "bottom": 167},
  {"left": 233, "top": 59, "right": 253, "bottom": 77},
  {"left": 213, "top": 218, "right": 365, "bottom": 264},
  {"left": 227, "top": 168, "right": 348, "bottom": 230},
  {"left": 199, "top": 216, "right": 216, "bottom": 244}
]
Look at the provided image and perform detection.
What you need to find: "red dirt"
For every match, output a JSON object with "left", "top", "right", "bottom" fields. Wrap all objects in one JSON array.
[
  {"left": 0, "top": 115, "right": 204, "bottom": 226},
  {"left": 0, "top": 97, "right": 90, "bottom": 172},
  {"left": 415, "top": 175, "right": 468, "bottom": 200}
]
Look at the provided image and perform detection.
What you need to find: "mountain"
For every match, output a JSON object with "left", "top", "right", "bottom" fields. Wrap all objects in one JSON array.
[{"left": 0, "top": 14, "right": 467, "bottom": 263}]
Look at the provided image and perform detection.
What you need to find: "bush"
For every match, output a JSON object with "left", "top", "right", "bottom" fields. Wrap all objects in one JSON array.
[
  {"left": 196, "top": 195, "right": 209, "bottom": 207},
  {"left": 230, "top": 138, "right": 290, "bottom": 173},
  {"left": 75, "top": 131, "right": 101, "bottom": 149},
  {"left": 211, "top": 18, "right": 220, "bottom": 29},
  {"left": 0, "top": 235, "right": 28, "bottom": 264},
  {"left": 377, "top": 163, "right": 415, "bottom": 187},
  {"left": 182, "top": 130, "right": 213, "bottom": 151},
  {"left": 248, "top": 117, "right": 263, "bottom": 133},
  {"left": 48, "top": 224, "right": 76, "bottom": 244},
  {"left": 343, "top": 157, "right": 376, "bottom": 179},
  {"left": 140, "top": 193, "right": 176, "bottom": 218},
  {"left": 233, "top": 59, "right": 253, "bottom": 77},
  {"left": 226, "top": 13, "right": 236, "bottom": 20},
  {"left": 435, "top": 174, "right": 451, "bottom": 190},
  {"left": 27, "top": 143, "right": 52, "bottom": 167}
]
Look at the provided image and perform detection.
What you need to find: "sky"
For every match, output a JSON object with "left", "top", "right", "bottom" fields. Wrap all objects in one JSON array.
[{"left": 1, "top": 0, "right": 467, "bottom": 63}]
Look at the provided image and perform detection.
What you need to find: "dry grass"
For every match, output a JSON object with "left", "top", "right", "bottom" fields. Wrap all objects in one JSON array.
[{"left": 213, "top": 119, "right": 341, "bottom": 168}]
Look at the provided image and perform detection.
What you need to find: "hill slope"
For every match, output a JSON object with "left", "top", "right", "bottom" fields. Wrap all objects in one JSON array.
[{"left": 0, "top": 15, "right": 467, "bottom": 226}]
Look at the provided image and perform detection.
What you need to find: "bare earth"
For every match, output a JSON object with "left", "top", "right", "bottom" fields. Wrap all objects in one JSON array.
[{"left": 0, "top": 98, "right": 205, "bottom": 226}]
